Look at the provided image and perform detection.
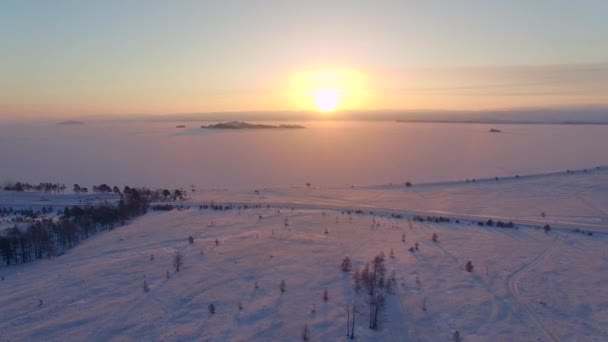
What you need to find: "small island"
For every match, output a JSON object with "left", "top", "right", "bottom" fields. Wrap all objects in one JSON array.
[
  {"left": 57, "top": 120, "right": 84, "bottom": 125},
  {"left": 201, "top": 121, "right": 305, "bottom": 129},
  {"left": 176, "top": 125, "right": 187, "bottom": 128},
  {"left": 488, "top": 128, "right": 502, "bottom": 133}
]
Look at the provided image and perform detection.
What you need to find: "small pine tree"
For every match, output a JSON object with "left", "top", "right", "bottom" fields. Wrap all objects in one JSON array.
[
  {"left": 432, "top": 233, "right": 438, "bottom": 242},
  {"left": 401, "top": 233, "right": 406, "bottom": 242},
  {"left": 466, "top": 261, "right": 474, "bottom": 272},
  {"left": 280, "top": 280, "right": 286, "bottom": 293},
  {"left": 173, "top": 251, "right": 184, "bottom": 272},
  {"left": 238, "top": 301, "right": 243, "bottom": 311},
  {"left": 143, "top": 279, "right": 150, "bottom": 293},
  {"left": 415, "top": 242, "right": 419, "bottom": 250},
  {"left": 150, "top": 254, "right": 154, "bottom": 261},
  {"left": 302, "top": 323, "right": 310, "bottom": 341},
  {"left": 324, "top": 227, "right": 329, "bottom": 234},
  {"left": 254, "top": 280, "right": 259, "bottom": 289},
  {"left": 452, "top": 331, "right": 462, "bottom": 342},
  {"left": 188, "top": 236, "right": 194, "bottom": 244},
  {"left": 341, "top": 256, "right": 352, "bottom": 272},
  {"left": 208, "top": 304, "right": 215, "bottom": 314},
  {"left": 215, "top": 239, "right": 220, "bottom": 246},
  {"left": 390, "top": 248, "right": 395, "bottom": 258},
  {"left": 323, "top": 288, "right": 328, "bottom": 301},
  {"left": 409, "top": 246, "right": 415, "bottom": 252},
  {"left": 166, "top": 270, "right": 170, "bottom": 279}
]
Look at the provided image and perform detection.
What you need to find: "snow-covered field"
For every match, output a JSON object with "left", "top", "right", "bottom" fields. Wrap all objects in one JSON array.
[{"left": 1, "top": 170, "right": 608, "bottom": 341}]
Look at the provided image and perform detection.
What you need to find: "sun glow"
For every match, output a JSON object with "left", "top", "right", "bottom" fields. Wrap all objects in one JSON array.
[
  {"left": 313, "top": 89, "right": 342, "bottom": 112},
  {"left": 289, "top": 69, "right": 366, "bottom": 112}
]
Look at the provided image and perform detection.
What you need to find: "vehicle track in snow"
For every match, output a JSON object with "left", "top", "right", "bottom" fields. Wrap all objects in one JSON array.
[{"left": 506, "top": 234, "right": 561, "bottom": 342}]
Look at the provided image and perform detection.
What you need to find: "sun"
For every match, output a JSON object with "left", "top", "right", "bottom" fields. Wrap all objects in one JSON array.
[
  {"left": 288, "top": 69, "right": 366, "bottom": 113},
  {"left": 313, "top": 89, "right": 342, "bottom": 112}
]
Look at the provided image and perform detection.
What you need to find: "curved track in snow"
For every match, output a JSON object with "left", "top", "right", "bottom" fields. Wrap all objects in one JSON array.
[{"left": 506, "top": 234, "right": 561, "bottom": 342}]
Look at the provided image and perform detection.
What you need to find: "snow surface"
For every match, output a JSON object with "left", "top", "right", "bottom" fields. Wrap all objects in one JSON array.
[
  {"left": 1, "top": 121, "right": 607, "bottom": 189},
  {"left": 1, "top": 170, "right": 608, "bottom": 341}
]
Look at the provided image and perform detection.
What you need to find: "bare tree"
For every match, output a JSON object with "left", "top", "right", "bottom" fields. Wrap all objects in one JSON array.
[{"left": 173, "top": 251, "right": 184, "bottom": 272}]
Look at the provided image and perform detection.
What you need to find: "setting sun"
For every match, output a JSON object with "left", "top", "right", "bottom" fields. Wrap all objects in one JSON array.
[
  {"left": 289, "top": 69, "right": 366, "bottom": 112},
  {"left": 313, "top": 89, "right": 342, "bottom": 112}
]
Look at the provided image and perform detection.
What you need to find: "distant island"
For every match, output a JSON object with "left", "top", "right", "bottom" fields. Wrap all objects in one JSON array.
[
  {"left": 57, "top": 120, "right": 84, "bottom": 125},
  {"left": 176, "top": 125, "right": 186, "bottom": 128},
  {"left": 201, "top": 121, "right": 305, "bottom": 129},
  {"left": 488, "top": 128, "right": 502, "bottom": 133}
]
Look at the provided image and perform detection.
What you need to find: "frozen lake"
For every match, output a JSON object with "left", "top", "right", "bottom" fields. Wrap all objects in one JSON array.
[{"left": 0, "top": 121, "right": 607, "bottom": 189}]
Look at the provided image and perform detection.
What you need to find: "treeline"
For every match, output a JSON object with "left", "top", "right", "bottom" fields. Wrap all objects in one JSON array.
[
  {"left": 0, "top": 186, "right": 181, "bottom": 266},
  {"left": 3, "top": 182, "right": 66, "bottom": 193},
  {"left": 76, "top": 184, "right": 188, "bottom": 201},
  {"left": 2, "top": 181, "right": 188, "bottom": 203},
  {"left": 0, "top": 207, "right": 54, "bottom": 219}
]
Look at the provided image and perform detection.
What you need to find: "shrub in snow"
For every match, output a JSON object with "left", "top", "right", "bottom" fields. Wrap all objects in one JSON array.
[
  {"left": 324, "top": 227, "right": 329, "bottom": 234},
  {"left": 143, "top": 279, "right": 150, "bottom": 293},
  {"left": 166, "top": 270, "right": 170, "bottom": 279},
  {"left": 302, "top": 323, "right": 310, "bottom": 340},
  {"left": 341, "top": 256, "right": 352, "bottom": 272},
  {"left": 390, "top": 249, "right": 395, "bottom": 258},
  {"left": 215, "top": 239, "right": 220, "bottom": 246},
  {"left": 543, "top": 224, "right": 551, "bottom": 233},
  {"left": 452, "top": 331, "right": 462, "bottom": 342},
  {"left": 188, "top": 236, "right": 194, "bottom": 244},
  {"left": 254, "top": 280, "right": 259, "bottom": 289},
  {"left": 173, "top": 251, "right": 184, "bottom": 272},
  {"left": 409, "top": 246, "right": 415, "bottom": 252},
  {"left": 238, "top": 301, "right": 243, "bottom": 311},
  {"left": 280, "top": 280, "right": 287, "bottom": 293},
  {"left": 353, "top": 269, "right": 362, "bottom": 291},
  {"left": 150, "top": 254, "right": 154, "bottom": 261},
  {"left": 402, "top": 234, "right": 406, "bottom": 242},
  {"left": 432, "top": 233, "right": 438, "bottom": 242},
  {"left": 208, "top": 304, "right": 215, "bottom": 314},
  {"left": 466, "top": 261, "right": 474, "bottom": 272},
  {"left": 414, "top": 242, "right": 419, "bottom": 251},
  {"left": 323, "top": 288, "right": 328, "bottom": 301}
]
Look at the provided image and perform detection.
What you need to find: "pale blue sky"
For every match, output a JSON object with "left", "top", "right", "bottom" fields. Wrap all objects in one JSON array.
[{"left": 1, "top": 1, "right": 607, "bottom": 117}]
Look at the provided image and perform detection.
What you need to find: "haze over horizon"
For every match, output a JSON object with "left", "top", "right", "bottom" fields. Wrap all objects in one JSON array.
[{"left": 2, "top": 1, "right": 608, "bottom": 120}]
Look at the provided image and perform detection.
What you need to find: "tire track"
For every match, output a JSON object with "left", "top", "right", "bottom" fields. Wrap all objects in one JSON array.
[{"left": 506, "top": 234, "right": 561, "bottom": 342}]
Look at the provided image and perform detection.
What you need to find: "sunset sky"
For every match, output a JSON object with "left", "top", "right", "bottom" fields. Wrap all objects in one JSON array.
[{"left": 1, "top": 1, "right": 607, "bottom": 118}]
